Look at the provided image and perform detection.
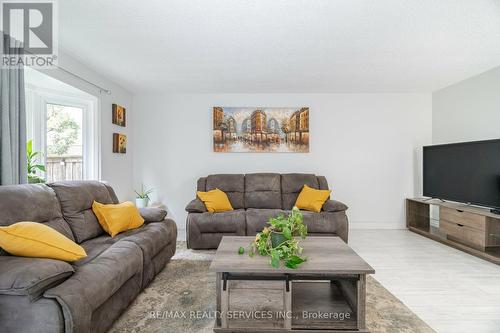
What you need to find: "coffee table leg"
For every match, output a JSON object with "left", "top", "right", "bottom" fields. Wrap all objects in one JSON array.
[
  {"left": 216, "top": 272, "right": 221, "bottom": 328},
  {"left": 220, "top": 273, "right": 229, "bottom": 328},
  {"left": 216, "top": 272, "right": 229, "bottom": 328},
  {"left": 357, "top": 274, "right": 367, "bottom": 330},
  {"left": 284, "top": 280, "right": 292, "bottom": 329}
]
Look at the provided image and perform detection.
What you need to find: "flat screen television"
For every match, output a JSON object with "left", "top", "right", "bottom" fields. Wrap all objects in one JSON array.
[{"left": 423, "top": 139, "right": 500, "bottom": 209}]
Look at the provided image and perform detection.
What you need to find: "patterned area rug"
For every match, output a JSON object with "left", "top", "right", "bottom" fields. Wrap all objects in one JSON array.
[{"left": 109, "top": 242, "right": 435, "bottom": 333}]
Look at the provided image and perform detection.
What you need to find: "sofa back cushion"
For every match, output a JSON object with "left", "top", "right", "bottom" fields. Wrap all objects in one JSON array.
[
  {"left": 244, "top": 173, "right": 282, "bottom": 209},
  {"left": 205, "top": 174, "right": 245, "bottom": 209},
  {"left": 49, "top": 181, "right": 118, "bottom": 243},
  {"left": 196, "top": 174, "right": 330, "bottom": 211},
  {"left": 197, "top": 177, "right": 207, "bottom": 192},
  {"left": 0, "top": 184, "right": 75, "bottom": 242},
  {"left": 281, "top": 174, "right": 326, "bottom": 209},
  {"left": 317, "top": 175, "right": 329, "bottom": 191}
]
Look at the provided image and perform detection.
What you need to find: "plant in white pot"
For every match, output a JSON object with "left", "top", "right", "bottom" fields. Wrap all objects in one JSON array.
[{"left": 134, "top": 184, "right": 153, "bottom": 208}]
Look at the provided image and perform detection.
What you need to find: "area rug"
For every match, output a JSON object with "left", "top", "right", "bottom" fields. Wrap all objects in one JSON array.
[{"left": 109, "top": 243, "right": 435, "bottom": 333}]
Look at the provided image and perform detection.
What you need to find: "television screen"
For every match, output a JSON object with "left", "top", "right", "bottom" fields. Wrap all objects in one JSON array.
[{"left": 423, "top": 139, "right": 500, "bottom": 209}]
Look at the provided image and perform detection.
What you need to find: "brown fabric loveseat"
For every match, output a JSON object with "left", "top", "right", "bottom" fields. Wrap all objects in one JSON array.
[{"left": 185, "top": 173, "right": 348, "bottom": 249}]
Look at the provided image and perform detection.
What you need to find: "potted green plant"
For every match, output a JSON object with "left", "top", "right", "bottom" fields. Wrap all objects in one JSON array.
[
  {"left": 27, "top": 140, "right": 46, "bottom": 184},
  {"left": 248, "top": 206, "right": 308, "bottom": 269},
  {"left": 134, "top": 184, "right": 153, "bottom": 208}
]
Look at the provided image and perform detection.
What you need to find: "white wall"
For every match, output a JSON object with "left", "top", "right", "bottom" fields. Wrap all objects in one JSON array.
[
  {"left": 39, "top": 51, "right": 134, "bottom": 200},
  {"left": 132, "top": 93, "right": 432, "bottom": 236},
  {"left": 433, "top": 66, "right": 500, "bottom": 144}
]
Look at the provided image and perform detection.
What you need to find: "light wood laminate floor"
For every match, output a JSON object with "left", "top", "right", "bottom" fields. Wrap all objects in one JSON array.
[{"left": 349, "top": 229, "right": 500, "bottom": 333}]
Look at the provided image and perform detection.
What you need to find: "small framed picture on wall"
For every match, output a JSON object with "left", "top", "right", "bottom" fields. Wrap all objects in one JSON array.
[
  {"left": 113, "top": 133, "right": 127, "bottom": 153},
  {"left": 112, "top": 104, "right": 126, "bottom": 127}
]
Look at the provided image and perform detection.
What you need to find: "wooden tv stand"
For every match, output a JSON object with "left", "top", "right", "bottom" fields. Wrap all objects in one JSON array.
[{"left": 406, "top": 198, "right": 500, "bottom": 265}]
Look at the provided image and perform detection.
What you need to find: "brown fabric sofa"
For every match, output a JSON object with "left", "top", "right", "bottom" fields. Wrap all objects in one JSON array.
[
  {"left": 185, "top": 173, "right": 348, "bottom": 249},
  {"left": 0, "top": 181, "right": 177, "bottom": 333}
]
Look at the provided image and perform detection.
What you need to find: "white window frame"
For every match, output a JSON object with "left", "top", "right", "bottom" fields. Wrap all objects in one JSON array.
[{"left": 26, "top": 84, "right": 100, "bottom": 181}]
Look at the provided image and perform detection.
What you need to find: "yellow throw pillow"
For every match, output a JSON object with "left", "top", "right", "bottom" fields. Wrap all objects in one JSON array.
[
  {"left": 0, "top": 222, "right": 86, "bottom": 262},
  {"left": 196, "top": 188, "right": 233, "bottom": 213},
  {"left": 92, "top": 201, "right": 145, "bottom": 237},
  {"left": 295, "top": 185, "right": 331, "bottom": 212}
]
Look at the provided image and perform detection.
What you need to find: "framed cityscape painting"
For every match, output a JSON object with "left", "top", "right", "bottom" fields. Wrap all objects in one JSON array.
[{"left": 213, "top": 107, "right": 309, "bottom": 153}]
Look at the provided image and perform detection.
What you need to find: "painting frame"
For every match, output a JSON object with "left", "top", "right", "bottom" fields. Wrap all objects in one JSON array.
[
  {"left": 112, "top": 133, "right": 127, "bottom": 154},
  {"left": 112, "top": 104, "right": 126, "bottom": 127},
  {"left": 213, "top": 107, "right": 309, "bottom": 153}
]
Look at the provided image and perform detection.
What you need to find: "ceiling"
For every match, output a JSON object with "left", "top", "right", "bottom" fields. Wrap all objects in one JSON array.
[{"left": 59, "top": 0, "right": 500, "bottom": 94}]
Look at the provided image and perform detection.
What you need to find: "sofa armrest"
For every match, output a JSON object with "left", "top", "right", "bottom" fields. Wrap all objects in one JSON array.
[
  {"left": 0, "top": 256, "right": 74, "bottom": 301},
  {"left": 139, "top": 207, "right": 167, "bottom": 223},
  {"left": 185, "top": 198, "right": 207, "bottom": 213},
  {"left": 322, "top": 200, "right": 348, "bottom": 212}
]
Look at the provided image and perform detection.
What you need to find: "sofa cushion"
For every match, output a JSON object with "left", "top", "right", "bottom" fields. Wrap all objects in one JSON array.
[
  {"left": 49, "top": 181, "right": 116, "bottom": 243},
  {"left": 117, "top": 219, "right": 177, "bottom": 288},
  {"left": 322, "top": 200, "right": 348, "bottom": 212},
  {"left": 0, "top": 294, "right": 65, "bottom": 333},
  {"left": 0, "top": 222, "right": 87, "bottom": 262},
  {"left": 206, "top": 174, "right": 245, "bottom": 209},
  {"left": 197, "top": 177, "right": 207, "bottom": 191},
  {"left": 295, "top": 185, "right": 331, "bottom": 212},
  {"left": 196, "top": 189, "right": 234, "bottom": 213},
  {"left": 247, "top": 209, "right": 344, "bottom": 236},
  {"left": 139, "top": 207, "right": 167, "bottom": 222},
  {"left": 317, "top": 175, "right": 329, "bottom": 190},
  {"left": 298, "top": 210, "right": 343, "bottom": 234},
  {"left": 281, "top": 174, "right": 320, "bottom": 210},
  {"left": 78, "top": 219, "right": 176, "bottom": 266},
  {"left": 0, "top": 184, "right": 74, "bottom": 241},
  {"left": 92, "top": 201, "right": 145, "bottom": 237},
  {"left": 44, "top": 241, "right": 143, "bottom": 332},
  {"left": 188, "top": 210, "right": 246, "bottom": 233},
  {"left": 244, "top": 173, "right": 282, "bottom": 209},
  {"left": 74, "top": 241, "right": 142, "bottom": 309},
  {"left": 185, "top": 198, "right": 208, "bottom": 213},
  {"left": 188, "top": 232, "right": 240, "bottom": 250},
  {"left": 76, "top": 236, "right": 115, "bottom": 266},
  {"left": 115, "top": 221, "right": 176, "bottom": 261},
  {"left": 245, "top": 208, "right": 284, "bottom": 235},
  {"left": 103, "top": 183, "right": 119, "bottom": 204},
  {"left": 0, "top": 256, "right": 74, "bottom": 301}
]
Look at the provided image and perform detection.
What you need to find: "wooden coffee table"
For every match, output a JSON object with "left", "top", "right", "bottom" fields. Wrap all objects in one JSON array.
[{"left": 209, "top": 236, "right": 375, "bottom": 333}]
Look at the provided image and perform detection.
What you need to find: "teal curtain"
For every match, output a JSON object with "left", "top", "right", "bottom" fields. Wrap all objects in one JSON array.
[{"left": 0, "top": 34, "right": 27, "bottom": 185}]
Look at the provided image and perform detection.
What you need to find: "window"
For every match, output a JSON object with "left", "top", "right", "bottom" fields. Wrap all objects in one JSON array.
[
  {"left": 46, "top": 103, "right": 84, "bottom": 182},
  {"left": 25, "top": 68, "right": 100, "bottom": 183}
]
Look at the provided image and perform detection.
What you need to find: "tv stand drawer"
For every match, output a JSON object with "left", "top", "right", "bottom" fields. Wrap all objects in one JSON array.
[
  {"left": 440, "top": 206, "right": 486, "bottom": 231},
  {"left": 440, "top": 220, "right": 486, "bottom": 248}
]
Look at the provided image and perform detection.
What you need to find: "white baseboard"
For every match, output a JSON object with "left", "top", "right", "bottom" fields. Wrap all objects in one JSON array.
[
  {"left": 176, "top": 228, "right": 187, "bottom": 241},
  {"left": 349, "top": 221, "right": 406, "bottom": 229}
]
